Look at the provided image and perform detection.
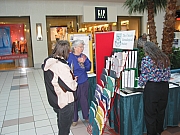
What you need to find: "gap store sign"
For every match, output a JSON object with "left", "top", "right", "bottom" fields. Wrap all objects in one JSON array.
[{"left": 95, "top": 7, "right": 107, "bottom": 21}]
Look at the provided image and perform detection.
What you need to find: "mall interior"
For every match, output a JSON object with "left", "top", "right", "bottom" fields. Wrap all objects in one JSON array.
[{"left": 0, "top": 0, "right": 180, "bottom": 135}]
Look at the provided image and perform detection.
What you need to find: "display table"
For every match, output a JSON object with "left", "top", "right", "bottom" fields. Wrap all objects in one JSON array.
[
  {"left": 86, "top": 73, "right": 180, "bottom": 135},
  {"left": 88, "top": 73, "right": 96, "bottom": 106},
  {"left": 111, "top": 87, "right": 180, "bottom": 135}
]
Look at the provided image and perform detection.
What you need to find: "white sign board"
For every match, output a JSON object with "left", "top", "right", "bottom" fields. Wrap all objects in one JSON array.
[{"left": 113, "top": 30, "right": 135, "bottom": 50}]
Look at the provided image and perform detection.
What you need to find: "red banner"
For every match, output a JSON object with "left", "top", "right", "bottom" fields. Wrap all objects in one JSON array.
[
  {"left": 0, "top": 54, "right": 28, "bottom": 60},
  {"left": 95, "top": 32, "right": 114, "bottom": 86}
]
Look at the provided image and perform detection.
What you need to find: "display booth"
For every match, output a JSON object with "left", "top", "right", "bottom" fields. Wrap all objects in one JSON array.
[{"left": 87, "top": 31, "right": 180, "bottom": 135}]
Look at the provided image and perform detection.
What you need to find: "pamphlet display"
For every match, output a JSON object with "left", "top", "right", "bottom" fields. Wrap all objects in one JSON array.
[{"left": 87, "top": 31, "right": 139, "bottom": 135}]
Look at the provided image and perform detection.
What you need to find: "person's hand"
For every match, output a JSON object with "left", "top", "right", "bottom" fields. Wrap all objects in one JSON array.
[
  {"left": 74, "top": 76, "right": 78, "bottom": 81},
  {"left": 78, "top": 57, "right": 84, "bottom": 63},
  {"left": 80, "top": 54, "right": 87, "bottom": 63}
]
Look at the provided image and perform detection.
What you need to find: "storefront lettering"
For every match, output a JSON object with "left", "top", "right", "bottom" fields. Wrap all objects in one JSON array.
[
  {"left": 95, "top": 7, "right": 107, "bottom": 20},
  {"left": 98, "top": 9, "right": 106, "bottom": 19}
]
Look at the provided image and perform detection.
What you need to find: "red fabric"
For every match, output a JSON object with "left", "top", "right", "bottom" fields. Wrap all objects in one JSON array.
[{"left": 95, "top": 32, "right": 114, "bottom": 86}]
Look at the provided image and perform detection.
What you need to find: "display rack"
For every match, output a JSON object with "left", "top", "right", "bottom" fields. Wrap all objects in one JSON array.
[{"left": 87, "top": 48, "right": 139, "bottom": 135}]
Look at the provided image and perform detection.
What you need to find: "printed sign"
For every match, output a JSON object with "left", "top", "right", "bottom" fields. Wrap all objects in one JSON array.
[
  {"left": 95, "top": 7, "right": 107, "bottom": 21},
  {"left": 113, "top": 30, "right": 135, "bottom": 50}
]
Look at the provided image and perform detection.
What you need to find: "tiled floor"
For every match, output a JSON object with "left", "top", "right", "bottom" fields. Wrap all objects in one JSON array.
[{"left": 0, "top": 68, "right": 179, "bottom": 135}]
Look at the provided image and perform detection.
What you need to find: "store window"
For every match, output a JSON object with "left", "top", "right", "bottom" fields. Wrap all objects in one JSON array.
[
  {"left": 117, "top": 16, "right": 141, "bottom": 39},
  {"left": 78, "top": 22, "right": 117, "bottom": 43},
  {"left": 0, "top": 16, "right": 33, "bottom": 70},
  {"left": 46, "top": 16, "right": 78, "bottom": 55}
]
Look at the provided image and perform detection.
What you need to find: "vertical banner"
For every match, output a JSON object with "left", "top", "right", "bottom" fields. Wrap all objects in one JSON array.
[{"left": 95, "top": 32, "right": 114, "bottom": 86}]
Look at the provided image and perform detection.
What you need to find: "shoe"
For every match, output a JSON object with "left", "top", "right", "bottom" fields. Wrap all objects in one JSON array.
[
  {"left": 72, "top": 122, "right": 78, "bottom": 126},
  {"left": 85, "top": 119, "right": 89, "bottom": 122}
]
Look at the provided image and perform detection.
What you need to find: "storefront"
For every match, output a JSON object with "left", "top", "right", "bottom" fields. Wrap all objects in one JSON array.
[
  {"left": 0, "top": 17, "right": 33, "bottom": 70},
  {"left": 1, "top": 0, "right": 166, "bottom": 70}
]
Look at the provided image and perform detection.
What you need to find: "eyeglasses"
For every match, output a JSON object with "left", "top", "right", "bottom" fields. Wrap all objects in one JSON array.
[{"left": 77, "top": 45, "right": 84, "bottom": 48}]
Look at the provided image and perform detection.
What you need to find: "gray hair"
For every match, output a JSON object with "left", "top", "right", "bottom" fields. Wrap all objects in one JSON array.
[
  {"left": 143, "top": 41, "right": 170, "bottom": 68},
  {"left": 71, "top": 40, "right": 85, "bottom": 52}
]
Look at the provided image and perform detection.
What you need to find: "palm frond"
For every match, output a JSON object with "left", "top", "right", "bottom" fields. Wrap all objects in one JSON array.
[{"left": 123, "top": 0, "right": 167, "bottom": 15}]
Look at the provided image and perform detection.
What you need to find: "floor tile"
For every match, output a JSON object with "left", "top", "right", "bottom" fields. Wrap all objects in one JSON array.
[
  {"left": 33, "top": 109, "right": 46, "bottom": 116},
  {"left": 10, "top": 85, "right": 19, "bottom": 90},
  {"left": 19, "top": 116, "right": 34, "bottom": 124},
  {"left": 71, "top": 126, "right": 89, "bottom": 135},
  {"left": 7, "top": 100, "right": 19, "bottom": 105},
  {"left": 3, "top": 132, "right": 19, "bottom": 135},
  {"left": 32, "top": 105, "right": 45, "bottom": 111},
  {"left": 4, "top": 113, "right": 19, "bottom": 121},
  {"left": 19, "top": 84, "right": 28, "bottom": 89},
  {"left": 19, "top": 122, "right": 35, "bottom": 131},
  {"left": 52, "top": 124, "right": 58, "bottom": 133},
  {"left": 3, "top": 119, "right": 18, "bottom": 127},
  {"left": 19, "top": 103, "right": 31, "bottom": 109},
  {"left": 34, "top": 114, "right": 48, "bottom": 121},
  {"left": 0, "top": 106, "right": 7, "bottom": 112},
  {"left": 19, "top": 111, "right": 33, "bottom": 118},
  {"left": 36, "top": 126, "right": 54, "bottom": 135},
  {"left": 35, "top": 119, "right": 51, "bottom": 128},
  {"left": 47, "top": 112, "right": 56, "bottom": 119},
  {"left": 19, "top": 107, "right": 32, "bottom": 113},
  {"left": 31, "top": 101, "right": 44, "bottom": 106},
  {"left": 0, "top": 110, "right": 6, "bottom": 116},
  {"left": 19, "top": 128, "right": 36, "bottom": 135},
  {"left": 0, "top": 120, "right": 3, "bottom": 128},
  {"left": 1, "top": 125, "right": 18, "bottom": 134},
  {"left": 49, "top": 118, "right": 57, "bottom": 125}
]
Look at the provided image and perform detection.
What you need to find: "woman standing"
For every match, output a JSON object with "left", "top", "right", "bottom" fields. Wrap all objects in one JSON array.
[
  {"left": 138, "top": 41, "right": 171, "bottom": 135},
  {"left": 42, "top": 40, "right": 78, "bottom": 135},
  {"left": 67, "top": 39, "right": 91, "bottom": 126}
]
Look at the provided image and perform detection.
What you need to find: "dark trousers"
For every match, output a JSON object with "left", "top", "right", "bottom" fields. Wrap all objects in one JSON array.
[
  {"left": 73, "top": 80, "right": 89, "bottom": 122},
  {"left": 53, "top": 102, "right": 74, "bottom": 135},
  {"left": 144, "top": 81, "right": 169, "bottom": 135}
]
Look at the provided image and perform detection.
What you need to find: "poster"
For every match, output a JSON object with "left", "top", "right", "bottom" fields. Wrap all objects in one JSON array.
[
  {"left": 50, "top": 26, "right": 67, "bottom": 49},
  {"left": 50, "top": 26, "right": 67, "bottom": 41},
  {"left": 113, "top": 30, "right": 135, "bottom": 50},
  {"left": 0, "top": 27, "right": 12, "bottom": 63},
  {"left": 0, "top": 24, "right": 27, "bottom": 63}
]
